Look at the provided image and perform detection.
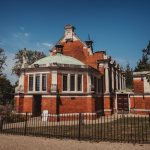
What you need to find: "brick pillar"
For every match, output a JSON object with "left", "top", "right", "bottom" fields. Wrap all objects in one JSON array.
[
  {"left": 23, "top": 96, "right": 33, "bottom": 113},
  {"left": 57, "top": 73, "right": 62, "bottom": 92},
  {"left": 24, "top": 74, "right": 28, "bottom": 93},
  {"left": 47, "top": 73, "right": 51, "bottom": 93},
  {"left": 104, "top": 96, "right": 112, "bottom": 115}
]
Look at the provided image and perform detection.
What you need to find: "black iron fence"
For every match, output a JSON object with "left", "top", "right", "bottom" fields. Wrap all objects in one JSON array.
[{"left": 0, "top": 113, "right": 150, "bottom": 143}]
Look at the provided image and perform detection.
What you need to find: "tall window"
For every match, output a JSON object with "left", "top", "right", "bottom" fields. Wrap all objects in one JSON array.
[
  {"left": 35, "top": 74, "right": 40, "bottom": 91},
  {"left": 70, "top": 74, "right": 75, "bottom": 91},
  {"left": 91, "top": 75, "right": 94, "bottom": 86},
  {"left": 98, "top": 78, "right": 101, "bottom": 93},
  {"left": 63, "top": 74, "right": 68, "bottom": 91},
  {"left": 42, "top": 74, "right": 46, "bottom": 91},
  {"left": 94, "top": 77, "right": 97, "bottom": 92},
  {"left": 77, "top": 74, "right": 82, "bottom": 91},
  {"left": 29, "top": 75, "right": 33, "bottom": 91}
]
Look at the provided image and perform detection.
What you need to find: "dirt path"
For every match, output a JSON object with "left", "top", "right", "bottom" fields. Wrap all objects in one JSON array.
[{"left": 0, "top": 134, "right": 149, "bottom": 150}]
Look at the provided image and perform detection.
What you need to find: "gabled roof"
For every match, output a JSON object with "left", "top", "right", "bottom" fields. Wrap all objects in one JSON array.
[{"left": 51, "top": 25, "right": 88, "bottom": 51}]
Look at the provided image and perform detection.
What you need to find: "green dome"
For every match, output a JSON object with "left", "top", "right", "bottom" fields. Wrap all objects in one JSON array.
[{"left": 33, "top": 53, "right": 85, "bottom": 66}]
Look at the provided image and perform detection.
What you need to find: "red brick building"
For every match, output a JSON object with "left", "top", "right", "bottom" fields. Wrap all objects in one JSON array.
[
  {"left": 15, "top": 24, "right": 126, "bottom": 116},
  {"left": 130, "top": 71, "right": 150, "bottom": 114}
]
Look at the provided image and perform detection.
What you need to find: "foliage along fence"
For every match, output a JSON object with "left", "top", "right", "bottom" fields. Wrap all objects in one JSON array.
[{"left": 0, "top": 113, "right": 150, "bottom": 144}]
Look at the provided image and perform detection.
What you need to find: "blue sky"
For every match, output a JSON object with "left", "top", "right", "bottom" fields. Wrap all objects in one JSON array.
[{"left": 0, "top": 0, "right": 150, "bottom": 84}]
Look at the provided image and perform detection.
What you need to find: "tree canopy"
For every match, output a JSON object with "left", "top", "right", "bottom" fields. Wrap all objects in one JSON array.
[
  {"left": 135, "top": 41, "right": 150, "bottom": 71},
  {"left": 124, "top": 63, "right": 133, "bottom": 89},
  {"left": 0, "top": 48, "right": 7, "bottom": 76},
  {"left": 12, "top": 48, "right": 46, "bottom": 76},
  {"left": 0, "top": 75, "right": 14, "bottom": 105}
]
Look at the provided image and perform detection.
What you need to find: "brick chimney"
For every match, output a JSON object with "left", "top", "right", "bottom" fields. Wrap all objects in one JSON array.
[{"left": 85, "top": 40, "right": 93, "bottom": 54}]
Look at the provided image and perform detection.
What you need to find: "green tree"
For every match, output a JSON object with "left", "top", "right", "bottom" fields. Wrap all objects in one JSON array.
[
  {"left": 124, "top": 63, "right": 133, "bottom": 89},
  {"left": 0, "top": 76, "right": 14, "bottom": 105},
  {"left": 0, "top": 48, "right": 7, "bottom": 76},
  {"left": 12, "top": 48, "right": 46, "bottom": 76},
  {"left": 135, "top": 41, "right": 150, "bottom": 71}
]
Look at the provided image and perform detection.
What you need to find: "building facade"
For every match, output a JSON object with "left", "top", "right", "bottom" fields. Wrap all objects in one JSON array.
[
  {"left": 130, "top": 71, "right": 150, "bottom": 114},
  {"left": 15, "top": 25, "right": 126, "bottom": 116}
]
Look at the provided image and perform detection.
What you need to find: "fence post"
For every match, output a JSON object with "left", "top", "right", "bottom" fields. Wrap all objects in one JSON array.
[
  {"left": 24, "top": 112, "right": 28, "bottom": 136},
  {"left": 78, "top": 113, "right": 82, "bottom": 141},
  {"left": 0, "top": 117, "right": 3, "bottom": 132}
]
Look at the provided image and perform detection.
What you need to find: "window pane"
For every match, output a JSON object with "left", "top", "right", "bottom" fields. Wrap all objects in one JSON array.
[
  {"left": 91, "top": 75, "right": 94, "bottom": 85},
  {"left": 42, "top": 74, "right": 46, "bottom": 91},
  {"left": 63, "top": 74, "right": 67, "bottom": 91},
  {"left": 70, "top": 74, "right": 75, "bottom": 91},
  {"left": 35, "top": 74, "right": 40, "bottom": 91},
  {"left": 98, "top": 78, "right": 101, "bottom": 93},
  {"left": 29, "top": 75, "right": 33, "bottom": 91},
  {"left": 77, "top": 74, "right": 82, "bottom": 91},
  {"left": 94, "top": 77, "right": 97, "bottom": 92}
]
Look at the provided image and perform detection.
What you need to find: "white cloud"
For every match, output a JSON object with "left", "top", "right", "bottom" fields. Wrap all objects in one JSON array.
[
  {"left": 42, "top": 42, "right": 53, "bottom": 48},
  {"left": 24, "top": 33, "right": 30, "bottom": 37},
  {"left": 13, "top": 32, "right": 30, "bottom": 39},
  {"left": 35, "top": 42, "right": 53, "bottom": 55}
]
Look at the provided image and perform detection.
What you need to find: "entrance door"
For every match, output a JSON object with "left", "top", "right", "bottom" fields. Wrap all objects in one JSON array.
[
  {"left": 117, "top": 94, "right": 129, "bottom": 113},
  {"left": 33, "top": 95, "right": 42, "bottom": 116}
]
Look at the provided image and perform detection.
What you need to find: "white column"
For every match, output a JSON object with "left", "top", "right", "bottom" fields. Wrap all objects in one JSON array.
[
  {"left": 87, "top": 73, "right": 91, "bottom": 92},
  {"left": 112, "top": 67, "right": 114, "bottom": 91},
  {"left": 105, "top": 66, "right": 109, "bottom": 93},
  {"left": 124, "top": 77, "right": 126, "bottom": 89},
  {"left": 51, "top": 71, "right": 57, "bottom": 92},
  {"left": 119, "top": 73, "right": 122, "bottom": 91},
  {"left": 122, "top": 75, "right": 124, "bottom": 90},
  {"left": 116, "top": 70, "right": 118, "bottom": 90}
]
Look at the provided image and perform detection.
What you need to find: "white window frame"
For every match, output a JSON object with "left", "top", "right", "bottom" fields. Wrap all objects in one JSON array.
[
  {"left": 28, "top": 74, "right": 34, "bottom": 91},
  {"left": 89, "top": 73, "right": 101, "bottom": 94},
  {"left": 42, "top": 74, "right": 47, "bottom": 91},
  {"left": 62, "top": 74, "right": 68, "bottom": 91},
  {"left": 77, "top": 74, "right": 83, "bottom": 92},
  {"left": 28, "top": 73, "right": 47, "bottom": 93},
  {"left": 62, "top": 73, "right": 83, "bottom": 93}
]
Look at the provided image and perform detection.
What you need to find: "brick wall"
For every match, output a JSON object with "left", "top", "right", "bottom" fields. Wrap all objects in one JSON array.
[
  {"left": 133, "top": 78, "right": 144, "bottom": 93},
  {"left": 56, "top": 40, "right": 104, "bottom": 70},
  {"left": 130, "top": 95, "right": 150, "bottom": 114},
  {"left": 23, "top": 97, "right": 33, "bottom": 113},
  {"left": 41, "top": 96, "right": 104, "bottom": 114},
  {"left": 57, "top": 73, "right": 62, "bottom": 93},
  {"left": 15, "top": 96, "right": 33, "bottom": 113},
  {"left": 24, "top": 74, "right": 28, "bottom": 93},
  {"left": 15, "top": 96, "right": 24, "bottom": 113},
  {"left": 41, "top": 97, "right": 56, "bottom": 114},
  {"left": 47, "top": 73, "right": 51, "bottom": 93},
  {"left": 103, "top": 96, "right": 114, "bottom": 115}
]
